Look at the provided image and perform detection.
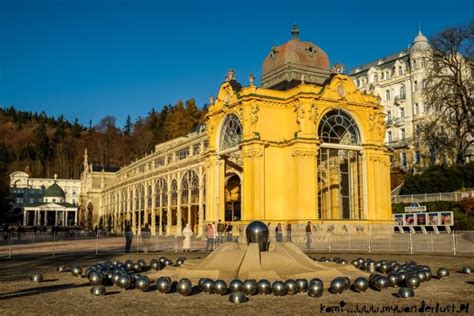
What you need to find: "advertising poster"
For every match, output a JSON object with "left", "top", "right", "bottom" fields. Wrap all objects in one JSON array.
[
  {"left": 394, "top": 214, "right": 403, "bottom": 226},
  {"left": 441, "top": 212, "right": 453, "bottom": 225},
  {"left": 416, "top": 213, "right": 427, "bottom": 226},
  {"left": 428, "top": 213, "right": 440, "bottom": 226},
  {"left": 405, "top": 214, "right": 415, "bottom": 226}
]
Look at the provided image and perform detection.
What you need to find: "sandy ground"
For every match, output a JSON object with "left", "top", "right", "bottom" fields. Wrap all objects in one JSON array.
[{"left": 1, "top": 251, "right": 473, "bottom": 316}]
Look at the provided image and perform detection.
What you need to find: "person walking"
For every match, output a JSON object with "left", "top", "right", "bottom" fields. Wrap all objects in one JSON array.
[
  {"left": 275, "top": 223, "right": 283, "bottom": 242},
  {"left": 305, "top": 221, "right": 312, "bottom": 250},
  {"left": 286, "top": 223, "right": 292, "bottom": 242},
  {"left": 217, "top": 220, "right": 225, "bottom": 244},
  {"left": 141, "top": 223, "right": 151, "bottom": 253},
  {"left": 182, "top": 223, "right": 193, "bottom": 252},
  {"left": 225, "top": 222, "right": 233, "bottom": 242},
  {"left": 124, "top": 221, "right": 133, "bottom": 253},
  {"left": 206, "top": 224, "right": 215, "bottom": 251}
]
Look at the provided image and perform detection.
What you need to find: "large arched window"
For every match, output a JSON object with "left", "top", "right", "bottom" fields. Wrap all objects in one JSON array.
[
  {"left": 219, "top": 114, "right": 242, "bottom": 150},
  {"left": 317, "top": 109, "right": 364, "bottom": 221},
  {"left": 318, "top": 109, "right": 361, "bottom": 145}
]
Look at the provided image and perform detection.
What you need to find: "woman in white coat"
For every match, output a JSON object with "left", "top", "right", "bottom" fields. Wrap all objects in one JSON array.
[{"left": 182, "top": 223, "right": 193, "bottom": 252}]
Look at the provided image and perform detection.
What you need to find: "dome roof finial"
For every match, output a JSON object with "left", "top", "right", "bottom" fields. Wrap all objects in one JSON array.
[{"left": 291, "top": 24, "right": 299, "bottom": 38}]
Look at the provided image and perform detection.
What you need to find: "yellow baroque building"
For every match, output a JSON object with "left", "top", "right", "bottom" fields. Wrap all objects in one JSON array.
[{"left": 79, "top": 27, "right": 392, "bottom": 239}]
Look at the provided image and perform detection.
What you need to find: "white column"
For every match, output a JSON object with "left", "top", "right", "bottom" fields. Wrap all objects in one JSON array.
[
  {"left": 176, "top": 172, "right": 182, "bottom": 236},
  {"left": 198, "top": 165, "right": 204, "bottom": 237},
  {"left": 151, "top": 182, "right": 156, "bottom": 236},
  {"left": 166, "top": 175, "right": 171, "bottom": 235},
  {"left": 159, "top": 184, "right": 163, "bottom": 236},
  {"left": 23, "top": 210, "right": 28, "bottom": 226}
]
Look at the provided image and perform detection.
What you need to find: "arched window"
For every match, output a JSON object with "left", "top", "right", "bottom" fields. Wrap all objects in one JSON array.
[
  {"left": 156, "top": 178, "right": 168, "bottom": 207},
  {"left": 399, "top": 85, "right": 406, "bottom": 99},
  {"left": 171, "top": 180, "right": 178, "bottom": 206},
  {"left": 147, "top": 185, "right": 152, "bottom": 208},
  {"left": 220, "top": 114, "right": 242, "bottom": 150},
  {"left": 318, "top": 109, "right": 361, "bottom": 145}
]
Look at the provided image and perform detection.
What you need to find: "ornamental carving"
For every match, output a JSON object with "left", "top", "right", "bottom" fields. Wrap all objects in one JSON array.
[
  {"left": 368, "top": 111, "right": 385, "bottom": 140},
  {"left": 292, "top": 149, "right": 318, "bottom": 157},
  {"left": 294, "top": 104, "right": 305, "bottom": 128},
  {"left": 250, "top": 104, "right": 259, "bottom": 126},
  {"left": 241, "top": 148, "right": 264, "bottom": 159},
  {"left": 309, "top": 104, "right": 318, "bottom": 125},
  {"left": 369, "top": 156, "right": 390, "bottom": 167}
]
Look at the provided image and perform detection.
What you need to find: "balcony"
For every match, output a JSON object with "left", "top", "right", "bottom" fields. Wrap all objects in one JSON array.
[
  {"left": 388, "top": 139, "right": 409, "bottom": 149},
  {"left": 394, "top": 95, "right": 406, "bottom": 105},
  {"left": 393, "top": 117, "right": 405, "bottom": 127}
]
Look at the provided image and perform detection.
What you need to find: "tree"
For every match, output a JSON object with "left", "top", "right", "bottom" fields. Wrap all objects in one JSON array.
[
  {"left": 34, "top": 122, "right": 53, "bottom": 176},
  {"left": 123, "top": 115, "right": 134, "bottom": 136},
  {"left": 423, "top": 21, "right": 474, "bottom": 164}
]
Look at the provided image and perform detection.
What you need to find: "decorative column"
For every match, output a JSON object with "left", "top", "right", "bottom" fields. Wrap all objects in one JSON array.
[
  {"left": 166, "top": 174, "right": 172, "bottom": 235},
  {"left": 159, "top": 188, "right": 163, "bottom": 236},
  {"left": 198, "top": 165, "right": 204, "bottom": 237},
  {"left": 176, "top": 171, "right": 182, "bottom": 236},
  {"left": 151, "top": 181, "right": 156, "bottom": 236}
]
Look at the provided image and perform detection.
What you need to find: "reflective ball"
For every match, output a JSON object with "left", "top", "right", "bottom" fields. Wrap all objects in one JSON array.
[
  {"left": 156, "top": 277, "right": 172, "bottom": 294},
  {"left": 125, "top": 260, "right": 134, "bottom": 270},
  {"left": 57, "top": 265, "right": 68, "bottom": 272},
  {"left": 340, "top": 277, "right": 351, "bottom": 290},
  {"left": 137, "top": 259, "right": 147, "bottom": 268},
  {"left": 202, "top": 279, "right": 215, "bottom": 295},
  {"left": 90, "top": 285, "right": 106, "bottom": 296},
  {"left": 118, "top": 275, "right": 132, "bottom": 289},
  {"left": 405, "top": 275, "right": 420, "bottom": 289},
  {"left": 272, "top": 281, "right": 287, "bottom": 296},
  {"left": 213, "top": 279, "right": 228, "bottom": 296},
  {"left": 136, "top": 277, "right": 151, "bottom": 292},
  {"left": 397, "top": 271, "right": 407, "bottom": 282},
  {"left": 398, "top": 287, "right": 415, "bottom": 298},
  {"left": 340, "top": 259, "right": 348, "bottom": 265},
  {"left": 424, "top": 270, "right": 432, "bottom": 281},
  {"left": 329, "top": 278, "right": 345, "bottom": 294},
  {"left": 151, "top": 261, "right": 161, "bottom": 271},
  {"left": 198, "top": 278, "right": 210, "bottom": 291},
  {"left": 351, "top": 260, "right": 360, "bottom": 268},
  {"left": 374, "top": 276, "right": 389, "bottom": 292},
  {"left": 242, "top": 279, "right": 257, "bottom": 296},
  {"left": 31, "top": 273, "right": 43, "bottom": 283},
  {"left": 367, "top": 262, "right": 376, "bottom": 273},
  {"left": 285, "top": 279, "right": 298, "bottom": 295},
  {"left": 164, "top": 259, "right": 173, "bottom": 267},
  {"left": 387, "top": 273, "right": 400, "bottom": 287},
  {"left": 296, "top": 279, "right": 308, "bottom": 293},
  {"left": 415, "top": 270, "right": 426, "bottom": 282},
  {"left": 72, "top": 265, "right": 83, "bottom": 278},
  {"left": 245, "top": 221, "right": 269, "bottom": 252},
  {"left": 177, "top": 278, "right": 192, "bottom": 296},
  {"left": 229, "top": 279, "right": 243, "bottom": 292},
  {"left": 307, "top": 281, "right": 324, "bottom": 297},
  {"left": 309, "top": 278, "right": 323, "bottom": 286},
  {"left": 379, "top": 263, "right": 390, "bottom": 273},
  {"left": 257, "top": 279, "right": 272, "bottom": 295},
  {"left": 229, "top": 291, "right": 247, "bottom": 303},
  {"left": 462, "top": 266, "right": 473, "bottom": 274},
  {"left": 159, "top": 257, "right": 166, "bottom": 264},
  {"left": 437, "top": 268, "right": 449, "bottom": 280},
  {"left": 176, "top": 258, "right": 185, "bottom": 266},
  {"left": 352, "top": 277, "right": 368, "bottom": 293},
  {"left": 88, "top": 271, "right": 104, "bottom": 286},
  {"left": 132, "top": 263, "right": 142, "bottom": 272}
]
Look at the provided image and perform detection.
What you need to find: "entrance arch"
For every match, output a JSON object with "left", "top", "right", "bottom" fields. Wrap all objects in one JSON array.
[{"left": 225, "top": 174, "right": 241, "bottom": 222}]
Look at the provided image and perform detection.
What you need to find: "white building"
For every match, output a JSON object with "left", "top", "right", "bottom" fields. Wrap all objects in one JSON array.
[{"left": 349, "top": 31, "right": 432, "bottom": 171}]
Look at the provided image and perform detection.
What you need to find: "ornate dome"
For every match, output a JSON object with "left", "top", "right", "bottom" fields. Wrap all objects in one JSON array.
[
  {"left": 410, "top": 31, "right": 431, "bottom": 53},
  {"left": 44, "top": 182, "right": 66, "bottom": 198},
  {"left": 261, "top": 25, "right": 331, "bottom": 90}
]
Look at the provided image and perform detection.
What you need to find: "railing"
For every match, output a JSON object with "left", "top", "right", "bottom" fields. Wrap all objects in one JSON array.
[
  {"left": 1, "top": 230, "right": 474, "bottom": 259},
  {"left": 392, "top": 190, "right": 474, "bottom": 203}
]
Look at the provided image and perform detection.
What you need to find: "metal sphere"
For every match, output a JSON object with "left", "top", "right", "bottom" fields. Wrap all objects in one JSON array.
[
  {"left": 374, "top": 276, "right": 389, "bottom": 292},
  {"left": 137, "top": 259, "right": 147, "bottom": 268},
  {"left": 198, "top": 278, "right": 210, "bottom": 291},
  {"left": 156, "top": 277, "right": 172, "bottom": 294},
  {"left": 309, "top": 278, "right": 323, "bottom": 286},
  {"left": 159, "top": 257, "right": 166, "bottom": 264},
  {"left": 164, "top": 259, "right": 173, "bottom": 267},
  {"left": 340, "top": 259, "right": 348, "bottom": 265},
  {"left": 307, "top": 281, "right": 324, "bottom": 297},
  {"left": 357, "top": 257, "right": 365, "bottom": 265},
  {"left": 296, "top": 279, "right": 309, "bottom": 293},
  {"left": 329, "top": 278, "right": 345, "bottom": 294},
  {"left": 229, "top": 291, "right": 248, "bottom": 304},
  {"left": 285, "top": 279, "right": 298, "bottom": 295},
  {"left": 90, "top": 285, "right": 106, "bottom": 296},
  {"left": 257, "top": 279, "right": 272, "bottom": 295},
  {"left": 398, "top": 287, "right": 415, "bottom": 298},
  {"left": 151, "top": 261, "right": 161, "bottom": 271},
  {"left": 125, "top": 261, "right": 134, "bottom": 270},
  {"left": 462, "top": 266, "right": 473, "bottom": 274},
  {"left": 437, "top": 267, "right": 449, "bottom": 280},
  {"left": 229, "top": 279, "right": 243, "bottom": 292},
  {"left": 387, "top": 273, "right": 400, "bottom": 287},
  {"left": 88, "top": 272, "right": 104, "bottom": 286},
  {"left": 118, "top": 275, "right": 132, "bottom": 289},
  {"left": 245, "top": 221, "right": 269, "bottom": 252},
  {"left": 176, "top": 259, "right": 185, "bottom": 266},
  {"left": 415, "top": 270, "right": 426, "bottom": 283},
  {"left": 352, "top": 277, "right": 369, "bottom": 293},
  {"left": 424, "top": 270, "right": 432, "bottom": 281},
  {"left": 71, "top": 265, "right": 83, "bottom": 278},
  {"left": 367, "top": 262, "right": 376, "bottom": 273},
  {"left": 242, "top": 279, "right": 258, "bottom": 296},
  {"left": 397, "top": 271, "right": 407, "bottom": 282},
  {"left": 340, "top": 277, "right": 351, "bottom": 290},
  {"left": 57, "top": 265, "right": 68, "bottom": 272},
  {"left": 351, "top": 260, "right": 360, "bottom": 268},
  {"left": 272, "top": 281, "right": 287, "bottom": 296},
  {"left": 213, "top": 279, "right": 228, "bottom": 295},
  {"left": 136, "top": 277, "right": 151, "bottom": 292},
  {"left": 202, "top": 279, "right": 215, "bottom": 294},
  {"left": 177, "top": 278, "right": 193, "bottom": 296},
  {"left": 132, "top": 263, "right": 142, "bottom": 272},
  {"left": 31, "top": 273, "right": 43, "bottom": 283},
  {"left": 405, "top": 275, "right": 420, "bottom": 289},
  {"left": 379, "top": 263, "right": 390, "bottom": 274}
]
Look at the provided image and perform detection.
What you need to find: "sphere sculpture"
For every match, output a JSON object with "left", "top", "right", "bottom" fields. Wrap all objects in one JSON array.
[
  {"left": 398, "top": 287, "right": 415, "bottom": 298},
  {"left": 295, "top": 279, "right": 308, "bottom": 293},
  {"left": 423, "top": 270, "right": 432, "bottom": 281},
  {"left": 202, "top": 279, "right": 215, "bottom": 295},
  {"left": 229, "top": 291, "right": 247, "bottom": 304},
  {"left": 415, "top": 270, "right": 426, "bottom": 283},
  {"left": 176, "top": 258, "right": 185, "bottom": 266},
  {"left": 405, "top": 275, "right": 420, "bottom": 289},
  {"left": 285, "top": 279, "right": 298, "bottom": 295},
  {"left": 136, "top": 277, "right": 151, "bottom": 292},
  {"left": 138, "top": 259, "right": 147, "bottom": 268},
  {"left": 229, "top": 279, "right": 243, "bottom": 292},
  {"left": 214, "top": 280, "right": 228, "bottom": 296},
  {"left": 177, "top": 278, "right": 193, "bottom": 296},
  {"left": 72, "top": 266, "right": 83, "bottom": 278},
  {"left": 90, "top": 285, "right": 106, "bottom": 296},
  {"left": 245, "top": 221, "right": 269, "bottom": 252},
  {"left": 436, "top": 268, "right": 449, "bottom": 280},
  {"left": 31, "top": 273, "right": 43, "bottom": 283},
  {"left": 242, "top": 280, "right": 258, "bottom": 296},
  {"left": 257, "top": 280, "right": 272, "bottom": 295},
  {"left": 156, "top": 277, "right": 172, "bottom": 294},
  {"left": 88, "top": 272, "right": 104, "bottom": 286},
  {"left": 340, "top": 277, "right": 351, "bottom": 290},
  {"left": 133, "top": 263, "right": 142, "bottom": 273},
  {"left": 367, "top": 262, "right": 376, "bottom": 273},
  {"left": 118, "top": 275, "right": 132, "bottom": 290},
  {"left": 125, "top": 261, "right": 134, "bottom": 270},
  {"left": 387, "top": 273, "right": 400, "bottom": 287},
  {"left": 309, "top": 278, "right": 323, "bottom": 286},
  {"left": 151, "top": 261, "right": 161, "bottom": 271},
  {"left": 379, "top": 263, "right": 390, "bottom": 273},
  {"left": 198, "top": 278, "right": 210, "bottom": 291},
  {"left": 164, "top": 259, "right": 173, "bottom": 267},
  {"left": 307, "top": 281, "right": 324, "bottom": 297},
  {"left": 462, "top": 266, "right": 473, "bottom": 274},
  {"left": 272, "top": 281, "right": 287, "bottom": 296},
  {"left": 351, "top": 260, "right": 360, "bottom": 268},
  {"left": 57, "top": 265, "right": 68, "bottom": 272},
  {"left": 374, "top": 276, "right": 389, "bottom": 292},
  {"left": 352, "top": 277, "right": 369, "bottom": 293},
  {"left": 329, "top": 278, "right": 345, "bottom": 294}
]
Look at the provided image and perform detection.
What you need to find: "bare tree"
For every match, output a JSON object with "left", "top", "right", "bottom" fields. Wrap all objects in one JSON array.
[{"left": 423, "top": 21, "right": 474, "bottom": 164}]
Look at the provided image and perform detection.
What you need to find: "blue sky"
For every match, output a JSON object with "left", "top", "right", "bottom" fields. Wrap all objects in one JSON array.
[{"left": 0, "top": 0, "right": 472, "bottom": 127}]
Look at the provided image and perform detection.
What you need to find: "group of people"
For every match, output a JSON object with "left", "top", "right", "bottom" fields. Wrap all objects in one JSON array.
[
  {"left": 272, "top": 221, "right": 313, "bottom": 250},
  {"left": 205, "top": 220, "right": 235, "bottom": 250}
]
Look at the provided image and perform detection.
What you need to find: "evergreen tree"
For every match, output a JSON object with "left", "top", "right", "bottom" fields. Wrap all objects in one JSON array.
[
  {"left": 123, "top": 115, "right": 133, "bottom": 136},
  {"left": 34, "top": 122, "right": 53, "bottom": 176}
]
